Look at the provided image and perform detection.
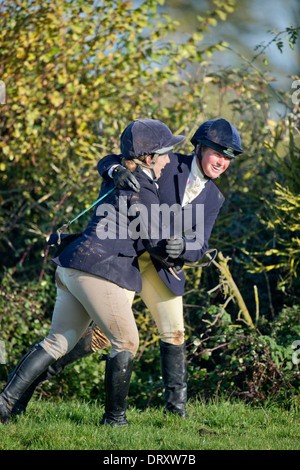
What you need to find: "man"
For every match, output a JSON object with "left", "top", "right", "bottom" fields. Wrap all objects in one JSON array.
[{"left": 11, "top": 118, "right": 243, "bottom": 419}]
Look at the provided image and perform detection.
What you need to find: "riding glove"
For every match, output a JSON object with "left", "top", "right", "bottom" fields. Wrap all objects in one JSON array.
[
  {"left": 112, "top": 166, "right": 140, "bottom": 192},
  {"left": 165, "top": 237, "right": 185, "bottom": 258}
]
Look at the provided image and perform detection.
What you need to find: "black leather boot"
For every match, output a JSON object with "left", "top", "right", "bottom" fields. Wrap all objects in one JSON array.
[
  {"left": 100, "top": 351, "right": 133, "bottom": 426},
  {"left": 11, "top": 326, "right": 109, "bottom": 416},
  {"left": 160, "top": 340, "right": 188, "bottom": 417},
  {"left": 0, "top": 344, "right": 56, "bottom": 423}
]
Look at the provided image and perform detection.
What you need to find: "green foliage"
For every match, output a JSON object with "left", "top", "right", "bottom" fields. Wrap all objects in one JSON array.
[
  {"left": 253, "top": 25, "right": 300, "bottom": 57},
  {"left": 0, "top": 0, "right": 177, "bottom": 266},
  {"left": 0, "top": 0, "right": 299, "bottom": 408},
  {"left": 248, "top": 182, "right": 300, "bottom": 290},
  {"left": 1, "top": 269, "right": 297, "bottom": 408},
  {"left": 186, "top": 304, "right": 299, "bottom": 407},
  {"left": 0, "top": 272, "right": 54, "bottom": 383},
  {"left": 0, "top": 0, "right": 232, "bottom": 275}
]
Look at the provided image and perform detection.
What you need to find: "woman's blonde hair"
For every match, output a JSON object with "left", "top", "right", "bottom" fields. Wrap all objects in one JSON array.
[{"left": 123, "top": 154, "right": 158, "bottom": 173}]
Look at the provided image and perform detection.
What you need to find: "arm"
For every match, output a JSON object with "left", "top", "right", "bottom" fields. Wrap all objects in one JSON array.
[
  {"left": 167, "top": 184, "right": 225, "bottom": 263},
  {"left": 128, "top": 178, "right": 162, "bottom": 249},
  {"left": 180, "top": 200, "right": 223, "bottom": 263},
  {"left": 97, "top": 154, "right": 122, "bottom": 179},
  {"left": 97, "top": 154, "right": 140, "bottom": 192}
]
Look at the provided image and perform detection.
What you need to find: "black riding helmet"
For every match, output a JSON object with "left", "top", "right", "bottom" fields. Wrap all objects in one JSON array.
[
  {"left": 120, "top": 119, "right": 185, "bottom": 180},
  {"left": 121, "top": 119, "right": 185, "bottom": 160},
  {"left": 191, "top": 118, "right": 243, "bottom": 178}
]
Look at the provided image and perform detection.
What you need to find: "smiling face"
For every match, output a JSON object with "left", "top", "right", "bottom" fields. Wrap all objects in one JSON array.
[
  {"left": 152, "top": 153, "right": 170, "bottom": 178},
  {"left": 144, "top": 153, "right": 170, "bottom": 179},
  {"left": 197, "top": 145, "right": 232, "bottom": 178}
]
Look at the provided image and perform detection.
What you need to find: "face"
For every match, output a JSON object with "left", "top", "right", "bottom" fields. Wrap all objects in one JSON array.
[
  {"left": 197, "top": 145, "right": 232, "bottom": 178},
  {"left": 150, "top": 153, "right": 170, "bottom": 179}
]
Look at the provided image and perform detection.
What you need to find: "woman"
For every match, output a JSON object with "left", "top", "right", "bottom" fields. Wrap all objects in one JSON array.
[
  {"left": 0, "top": 118, "right": 184, "bottom": 426},
  {"left": 8, "top": 118, "right": 243, "bottom": 421},
  {"left": 96, "top": 118, "right": 244, "bottom": 418}
]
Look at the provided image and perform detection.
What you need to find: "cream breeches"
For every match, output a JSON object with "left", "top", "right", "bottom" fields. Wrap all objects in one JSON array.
[{"left": 40, "top": 253, "right": 184, "bottom": 360}]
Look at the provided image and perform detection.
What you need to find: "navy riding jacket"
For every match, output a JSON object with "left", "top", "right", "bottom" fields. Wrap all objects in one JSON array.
[
  {"left": 98, "top": 152, "right": 225, "bottom": 296},
  {"left": 51, "top": 169, "right": 162, "bottom": 293}
]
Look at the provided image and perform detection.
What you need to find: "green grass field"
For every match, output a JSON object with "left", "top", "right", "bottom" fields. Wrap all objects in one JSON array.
[{"left": 0, "top": 398, "right": 299, "bottom": 451}]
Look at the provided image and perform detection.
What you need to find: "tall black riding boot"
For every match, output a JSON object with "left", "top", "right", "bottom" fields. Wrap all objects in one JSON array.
[
  {"left": 160, "top": 340, "right": 188, "bottom": 417},
  {"left": 0, "top": 344, "right": 56, "bottom": 423},
  {"left": 11, "top": 326, "right": 110, "bottom": 417},
  {"left": 100, "top": 351, "right": 134, "bottom": 426}
]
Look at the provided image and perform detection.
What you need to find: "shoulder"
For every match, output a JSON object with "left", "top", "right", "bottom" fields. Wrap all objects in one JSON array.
[
  {"left": 133, "top": 169, "right": 155, "bottom": 187},
  {"left": 97, "top": 154, "right": 122, "bottom": 175},
  {"left": 117, "top": 170, "right": 159, "bottom": 204},
  {"left": 135, "top": 171, "right": 159, "bottom": 198},
  {"left": 158, "top": 152, "right": 193, "bottom": 181},
  {"left": 206, "top": 180, "right": 225, "bottom": 206},
  {"left": 170, "top": 152, "right": 193, "bottom": 170}
]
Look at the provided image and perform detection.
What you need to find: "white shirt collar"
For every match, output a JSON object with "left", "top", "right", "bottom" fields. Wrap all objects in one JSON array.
[
  {"left": 190, "top": 154, "right": 207, "bottom": 183},
  {"left": 182, "top": 155, "right": 208, "bottom": 206},
  {"left": 142, "top": 168, "right": 159, "bottom": 188}
]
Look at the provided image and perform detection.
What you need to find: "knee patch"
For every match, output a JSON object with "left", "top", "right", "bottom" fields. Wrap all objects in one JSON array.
[
  {"left": 40, "top": 330, "right": 78, "bottom": 360},
  {"left": 160, "top": 330, "right": 185, "bottom": 346}
]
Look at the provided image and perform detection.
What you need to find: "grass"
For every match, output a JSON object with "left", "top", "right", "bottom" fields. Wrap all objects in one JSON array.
[{"left": 0, "top": 398, "right": 299, "bottom": 451}]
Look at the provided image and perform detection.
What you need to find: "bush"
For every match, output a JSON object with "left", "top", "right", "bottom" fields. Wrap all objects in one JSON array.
[
  {"left": 0, "top": 267, "right": 298, "bottom": 409},
  {"left": 1, "top": 0, "right": 299, "bottom": 410},
  {"left": 186, "top": 304, "right": 300, "bottom": 408}
]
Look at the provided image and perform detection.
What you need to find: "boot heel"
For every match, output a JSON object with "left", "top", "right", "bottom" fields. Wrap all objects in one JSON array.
[
  {"left": 100, "top": 351, "right": 133, "bottom": 426},
  {"left": 0, "top": 344, "right": 55, "bottom": 423}
]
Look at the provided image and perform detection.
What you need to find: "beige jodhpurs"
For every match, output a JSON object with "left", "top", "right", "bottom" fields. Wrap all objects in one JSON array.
[
  {"left": 138, "top": 252, "right": 184, "bottom": 345},
  {"left": 40, "top": 253, "right": 183, "bottom": 360}
]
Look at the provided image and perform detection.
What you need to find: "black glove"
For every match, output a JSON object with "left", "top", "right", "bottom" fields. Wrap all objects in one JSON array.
[
  {"left": 165, "top": 237, "right": 185, "bottom": 259},
  {"left": 147, "top": 240, "right": 184, "bottom": 277},
  {"left": 112, "top": 165, "right": 140, "bottom": 192},
  {"left": 146, "top": 241, "right": 168, "bottom": 261}
]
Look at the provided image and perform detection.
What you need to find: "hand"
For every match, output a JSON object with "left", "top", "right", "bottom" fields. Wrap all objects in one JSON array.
[
  {"left": 112, "top": 166, "right": 140, "bottom": 192},
  {"left": 165, "top": 237, "right": 185, "bottom": 259}
]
